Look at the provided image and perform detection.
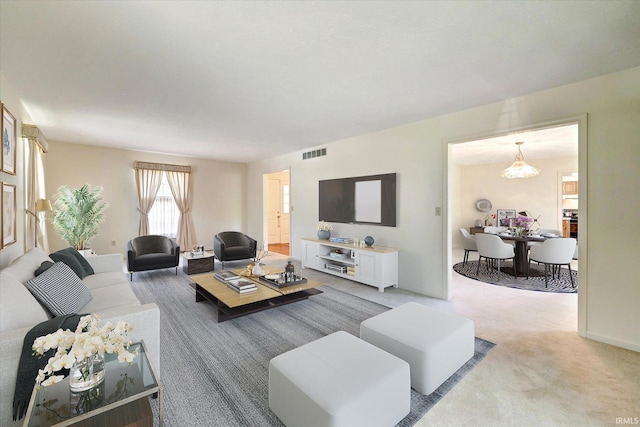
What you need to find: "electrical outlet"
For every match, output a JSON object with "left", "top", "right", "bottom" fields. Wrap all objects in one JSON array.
[
  {"left": 435, "top": 207, "right": 441, "bottom": 216},
  {"left": 111, "top": 240, "right": 116, "bottom": 246}
]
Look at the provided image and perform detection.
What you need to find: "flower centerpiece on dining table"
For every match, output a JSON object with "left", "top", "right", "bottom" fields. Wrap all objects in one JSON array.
[
  {"left": 32, "top": 314, "right": 137, "bottom": 391},
  {"left": 509, "top": 215, "right": 533, "bottom": 237}
]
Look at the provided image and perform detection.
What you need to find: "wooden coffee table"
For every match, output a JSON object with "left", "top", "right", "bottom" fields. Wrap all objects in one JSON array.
[{"left": 191, "top": 265, "right": 323, "bottom": 322}]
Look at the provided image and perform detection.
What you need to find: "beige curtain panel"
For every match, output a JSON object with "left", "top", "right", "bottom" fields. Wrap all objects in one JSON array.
[
  {"left": 135, "top": 168, "right": 163, "bottom": 236},
  {"left": 134, "top": 161, "right": 194, "bottom": 245},
  {"left": 166, "top": 170, "right": 196, "bottom": 250},
  {"left": 25, "top": 139, "right": 49, "bottom": 252}
]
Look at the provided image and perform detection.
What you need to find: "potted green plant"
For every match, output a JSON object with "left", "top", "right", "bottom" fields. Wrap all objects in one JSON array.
[{"left": 52, "top": 184, "right": 108, "bottom": 251}]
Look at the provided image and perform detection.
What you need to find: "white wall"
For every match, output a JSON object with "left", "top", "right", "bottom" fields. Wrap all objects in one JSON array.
[
  {"left": 453, "top": 156, "right": 578, "bottom": 248},
  {"left": 247, "top": 67, "right": 640, "bottom": 352},
  {"left": 44, "top": 142, "right": 247, "bottom": 256}
]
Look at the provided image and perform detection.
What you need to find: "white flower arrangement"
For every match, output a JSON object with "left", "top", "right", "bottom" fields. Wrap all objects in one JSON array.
[
  {"left": 32, "top": 314, "right": 138, "bottom": 387},
  {"left": 317, "top": 221, "right": 333, "bottom": 231}
]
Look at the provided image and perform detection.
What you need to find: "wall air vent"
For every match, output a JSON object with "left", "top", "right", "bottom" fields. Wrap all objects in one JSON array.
[{"left": 302, "top": 148, "right": 327, "bottom": 160}]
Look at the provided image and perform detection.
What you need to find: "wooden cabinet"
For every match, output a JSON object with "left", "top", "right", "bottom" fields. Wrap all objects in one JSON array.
[
  {"left": 182, "top": 252, "right": 215, "bottom": 274},
  {"left": 301, "top": 238, "right": 398, "bottom": 292},
  {"left": 562, "top": 181, "right": 578, "bottom": 195},
  {"left": 570, "top": 222, "right": 578, "bottom": 239},
  {"left": 469, "top": 227, "right": 484, "bottom": 235},
  {"left": 301, "top": 239, "right": 321, "bottom": 269},
  {"left": 562, "top": 219, "right": 578, "bottom": 239}
]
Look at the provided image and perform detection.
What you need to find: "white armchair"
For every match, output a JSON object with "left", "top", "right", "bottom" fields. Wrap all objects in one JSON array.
[
  {"left": 475, "top": 233, "right": 515, "bottom": 280},
  {"left": 528, "top": 237, "right": 577, "bottom": 288},
  {"left": 459, "top": 228, "right": 477, "bottom": 264}
]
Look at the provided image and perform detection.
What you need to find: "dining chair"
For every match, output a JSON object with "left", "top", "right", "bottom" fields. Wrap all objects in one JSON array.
[
  {"left": 528, "top": 237, "right": 577, "bottom": 288},
  {"left": 475, "top": 233, "right": 515, "bottom": 281},
  {"left": 459, "top": 228, "right": 477, "bottom": 264},
  {"left": 528, "top": 228, "right": 563, "bottom": 248},
  {"left": 539, "top": 229, "right": 562, "bottom": 237}
]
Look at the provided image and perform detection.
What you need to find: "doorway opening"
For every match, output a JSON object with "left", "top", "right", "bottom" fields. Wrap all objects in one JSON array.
[
  {"left": 264, "top": 170, "right": 290, "bottom": 256},
  {"left": 446, "top": 115, "right": 587, "bottom": 334}
]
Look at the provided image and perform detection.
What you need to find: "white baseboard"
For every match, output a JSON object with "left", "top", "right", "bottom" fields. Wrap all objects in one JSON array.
[{"left": 586, "top": 332, "right": 640, "bottom": 352}]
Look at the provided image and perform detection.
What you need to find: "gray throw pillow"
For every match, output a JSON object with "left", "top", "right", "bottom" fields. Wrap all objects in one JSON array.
[
  {"left": 34, "top": 260, "right": 55, "bottom": 276},
  {"left": 63, "top": 247, "right": 95, "bottom": 276},
  {"left": 49, "top": 248, "right": 90, "bottom": 278},
  {"left": 25, "top": 262, "right": 93, "bottom": 316}
]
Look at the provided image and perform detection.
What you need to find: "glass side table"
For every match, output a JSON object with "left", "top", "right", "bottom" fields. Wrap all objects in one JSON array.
[{"left": 23, "top": 341, "right": 162, "bottom": 427}]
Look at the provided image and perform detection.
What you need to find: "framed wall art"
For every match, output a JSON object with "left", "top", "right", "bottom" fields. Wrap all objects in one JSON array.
[
  {"left": 2, "top": 104, "right": 17, "bottom": 175},
  {"left": 2, "top": 182, "right": 17, "bottom": 248},
  {"left": 496, "top": 209, "right": 516, "bottom": 227}
]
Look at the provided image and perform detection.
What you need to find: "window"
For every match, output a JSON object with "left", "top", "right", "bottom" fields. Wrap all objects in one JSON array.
[
  {"left": 148, "top": 173, "right": 180, "bottom": 238},
  {"left": 283, "top": 184, "right": 290, "bottom": 214}
]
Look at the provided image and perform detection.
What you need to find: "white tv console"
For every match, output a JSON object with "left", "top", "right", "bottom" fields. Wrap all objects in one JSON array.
[{"left": 301, "top": 238, "right": 399, "bottom": 293}]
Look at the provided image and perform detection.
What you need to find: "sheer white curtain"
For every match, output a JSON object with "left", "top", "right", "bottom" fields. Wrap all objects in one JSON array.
[
  {"left": 135, "top": 167, "right": 163, "bottom": 236},
  {"left": 25, "top": 139, "right": 49, "bottom": 251},
  {"left": 165, "top": 170, "right": 195, "bottom": 250}
]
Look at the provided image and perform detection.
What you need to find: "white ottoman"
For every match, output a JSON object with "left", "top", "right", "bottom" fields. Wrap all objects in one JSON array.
[
  {"left": 269, "top": 331, "right": 410, "bottom": 427},
  {"left": 360, "top": 302, "right": 474, "bottom": 395}
]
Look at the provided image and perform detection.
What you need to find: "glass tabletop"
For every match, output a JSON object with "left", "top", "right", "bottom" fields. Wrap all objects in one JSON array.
[{"left": 24, "top": 341, "right": 160, "bottom": 427}]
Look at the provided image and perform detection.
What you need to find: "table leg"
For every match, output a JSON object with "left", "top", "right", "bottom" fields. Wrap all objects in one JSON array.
[{"left": 513, "top": 241, "right": 529, "bottom": 276}]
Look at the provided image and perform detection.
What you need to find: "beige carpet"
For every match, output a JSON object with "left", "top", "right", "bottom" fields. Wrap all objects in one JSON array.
[{"left": 258, "top": 250, "right": 640, "bottom": 426}]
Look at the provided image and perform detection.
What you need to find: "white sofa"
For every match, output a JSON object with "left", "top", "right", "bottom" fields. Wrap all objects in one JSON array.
[{"left": 0, "top": 248, "right": 161, "bottom": 427}]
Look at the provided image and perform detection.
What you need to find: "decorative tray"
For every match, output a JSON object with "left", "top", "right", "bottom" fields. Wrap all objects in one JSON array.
[{"left": 259, "top": 276, "right": 308, "bottom": 288}]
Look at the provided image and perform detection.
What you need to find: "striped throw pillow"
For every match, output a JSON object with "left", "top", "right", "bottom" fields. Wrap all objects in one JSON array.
[{"left": 25, "top": 262, "right": 93, "bottom": 316}]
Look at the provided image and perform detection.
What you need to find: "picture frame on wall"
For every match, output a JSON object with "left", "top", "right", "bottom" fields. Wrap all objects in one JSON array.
[
  {"left": 2, "top": 104, "right": 17, "bottom": 175},
  {"left": 496, "top": 209, "right": 516, "bottom": 227},
  {"left": 2, "top": 182, "right": 17, "bottom": 248}
]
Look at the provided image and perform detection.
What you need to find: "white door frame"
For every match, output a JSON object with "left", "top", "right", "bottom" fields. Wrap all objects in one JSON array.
[{"left": 443, "top": 114, "right": 588, "bottom": 336}]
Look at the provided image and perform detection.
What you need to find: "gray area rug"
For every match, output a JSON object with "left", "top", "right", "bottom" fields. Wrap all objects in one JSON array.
[
  {"left": 453, "top": 260, "right": 577, "bottom": 293},
  {"left": 129, "top": 267, "right": 494, "bottom": 426}
]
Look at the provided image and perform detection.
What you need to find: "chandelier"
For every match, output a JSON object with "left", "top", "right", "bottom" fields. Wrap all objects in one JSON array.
[{"left": 500, "top": 142, "right": 540, "bottom": 179}]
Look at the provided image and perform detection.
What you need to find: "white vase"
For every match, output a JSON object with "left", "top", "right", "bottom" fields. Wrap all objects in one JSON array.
[
  {"left": 69, "top": 353, "right": 105, "bottom": 392},
  {"left": 252, "top": 262, "right": 263, "bottom": 276}
]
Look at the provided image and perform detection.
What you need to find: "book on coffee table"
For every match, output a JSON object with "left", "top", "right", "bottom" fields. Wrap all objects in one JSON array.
[
  {"left": 227, "top": 278, "right": 257, "bottom": 293},
  {"left": 215, "top": 271, "right": 240, "bottom": 282},
  {"left": 227, "top": 284, "right": 257, "bottom": 293}
]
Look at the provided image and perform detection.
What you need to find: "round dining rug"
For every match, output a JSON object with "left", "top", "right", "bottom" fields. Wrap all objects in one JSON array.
[{"left": 453, "top": 260, "right": 578, "bottom": 293}]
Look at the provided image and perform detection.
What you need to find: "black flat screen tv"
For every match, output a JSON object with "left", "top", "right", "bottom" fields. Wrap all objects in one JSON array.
[{"left": 319, "top": 173, "right": 396, "bottom": 227}]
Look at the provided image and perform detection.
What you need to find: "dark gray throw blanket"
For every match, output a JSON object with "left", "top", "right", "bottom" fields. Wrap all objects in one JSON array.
[{"left": 12, "top": 313, "right": 86, "bottom": 421}]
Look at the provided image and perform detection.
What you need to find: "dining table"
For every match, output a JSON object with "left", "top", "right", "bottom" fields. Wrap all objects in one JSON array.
[{"left": 496, "top": 233, "right": 549, "bottom": 277}]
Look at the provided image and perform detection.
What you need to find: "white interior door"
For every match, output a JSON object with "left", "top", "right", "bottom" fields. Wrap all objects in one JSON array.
[
  {"left": 267, "top": 178, "right": 282, "bottom": 244},
  {"left": 281, "top": 181, "right": 290, "bottom": 243}
]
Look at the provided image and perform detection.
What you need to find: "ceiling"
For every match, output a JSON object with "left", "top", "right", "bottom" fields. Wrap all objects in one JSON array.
[
  {"left": 451, "top": 123, "right": 578, "bottom": 166},
  {"left": 1, "top": 1, "right": 639, "bottom": 163}
]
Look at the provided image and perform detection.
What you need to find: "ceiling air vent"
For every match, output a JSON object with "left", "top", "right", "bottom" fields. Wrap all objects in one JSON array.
[{"left": 302, "top": 148, "right": 326, "bottom": 160}]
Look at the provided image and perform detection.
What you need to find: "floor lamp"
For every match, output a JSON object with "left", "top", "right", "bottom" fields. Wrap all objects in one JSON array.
[{"left": 26, "top": 199, "right": 52, "bottom": 248}]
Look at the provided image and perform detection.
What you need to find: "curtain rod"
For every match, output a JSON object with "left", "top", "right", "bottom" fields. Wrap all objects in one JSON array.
[
  {"left": 22, "top": 123, "right": 49, "bottom": 153},
  {"left": 133, "top": 161, "right": 191, "bottom": 173}
]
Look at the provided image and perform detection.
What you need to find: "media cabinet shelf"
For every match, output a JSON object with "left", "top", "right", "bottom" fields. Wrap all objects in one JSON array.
[{"left": 301, "top": 237, "right": 399, "bottom": 293}]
